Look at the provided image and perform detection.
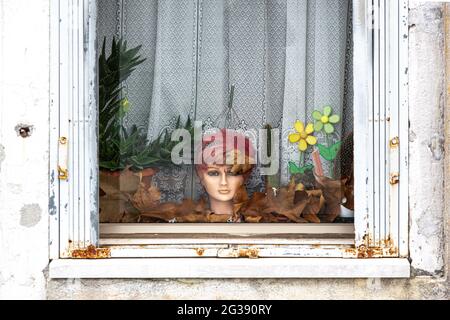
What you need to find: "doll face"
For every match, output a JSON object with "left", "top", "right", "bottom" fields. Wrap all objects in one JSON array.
[{"left": 199, "top": 164, "right": 244, "bottom": 203}]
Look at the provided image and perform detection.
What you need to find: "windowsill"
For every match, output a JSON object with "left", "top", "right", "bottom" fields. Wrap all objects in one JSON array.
[
  {"left": 49, "top": 258, "right": 411, "bottom": 279},
  {"left": 100, "top": 223, "right": 355, "bottom": 235}
]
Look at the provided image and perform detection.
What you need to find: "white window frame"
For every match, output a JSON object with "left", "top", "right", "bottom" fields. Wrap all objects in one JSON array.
[{"left": 49, "top": 0, "right": 410, "bottom": 278}]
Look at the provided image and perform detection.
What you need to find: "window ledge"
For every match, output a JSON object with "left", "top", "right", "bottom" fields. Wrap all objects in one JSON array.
[{"left": 49, "top": 258, "right": 411, "bottom": 279}]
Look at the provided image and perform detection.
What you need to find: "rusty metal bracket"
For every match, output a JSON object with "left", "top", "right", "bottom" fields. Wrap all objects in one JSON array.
[
  {"left": 57, "top": 166, "right": 68, "bottom": 180},
  {"left": 58, "top": 136, "right": 68, "bottom": 180},
  {"left": 389, "top": 136, "right": 400, "bottom": 148},
  {"left": 390, "top": 173, "right": 400, "bottom": 185}
]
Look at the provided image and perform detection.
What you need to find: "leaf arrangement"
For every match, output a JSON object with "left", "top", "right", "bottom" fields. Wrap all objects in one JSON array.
[
  {"left": 101, "top": 165, "right": 351, "bottom": 223},
  {"left": 99, "top": 37, "right": 195, "bottom": 172},
  {"left": 134, "top": 180, "right": 330, "bottom": 223}
]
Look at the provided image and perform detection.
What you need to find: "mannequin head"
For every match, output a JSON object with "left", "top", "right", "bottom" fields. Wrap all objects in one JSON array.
[{"left": 196, "top": 129, "right": 255, "bottom": 215}]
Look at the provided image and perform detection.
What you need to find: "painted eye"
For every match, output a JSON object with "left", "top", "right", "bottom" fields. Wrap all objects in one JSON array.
[
  {"left": 207, "top": 170, "right": 220, "bottom": 177},
  {"left": 227, "top": 170, "right": 240, "bottom": 176}
]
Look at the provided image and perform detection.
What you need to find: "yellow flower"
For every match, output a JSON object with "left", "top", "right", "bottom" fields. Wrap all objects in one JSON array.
[
  {"left": 121, "top": 98, "right": 131, "bottom": 113},
  {"left": 288, "top": 120, "right": 317, "bottom": 151}
]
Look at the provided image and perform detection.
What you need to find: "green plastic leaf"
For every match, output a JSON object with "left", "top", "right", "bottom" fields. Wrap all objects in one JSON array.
[
  {"left": 324, "top": 123, "right": 334, "bottom": 134},
  {"left": 317, "top": 144, "right": 331, "bottom": 161},
  {"left": 289, "top": 162, "right": 314, "bottom": 174},
  {"left": 289, "top": 162, "right": 301, "bottom": 174},
  {"left": 314, "top": 121, "right": 323, "bottom": 132},
  {"left": 329, "top": 114, "right": 340, "bottom": 124},
  {"left": 323, "top": 105, "right": 333, "bottom": 117},
  {"left": 331, "top": 141, "right": 342, "bottom": 156},
  {"left": 317, "top": 141, "right": 342, "bottom": 162},
  {"left": 312, "top": 110, "right": 322, "bottom": 121},
  {"left": 299, "top": 164, "right": 314, "bottom": 174}
]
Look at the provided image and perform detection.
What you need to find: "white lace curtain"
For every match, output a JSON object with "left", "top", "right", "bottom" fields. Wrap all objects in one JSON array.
[{"left": 97, "top": 0, "right": 353, "bottom": 200}]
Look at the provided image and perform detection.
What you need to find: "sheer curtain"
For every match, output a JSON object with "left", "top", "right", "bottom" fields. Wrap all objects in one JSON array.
[
  {"left": 97, "top": 0, "right": 352, "bottom": 200},
  {"left": 281, "top": 0, "right": 351, "bottom": 184}
]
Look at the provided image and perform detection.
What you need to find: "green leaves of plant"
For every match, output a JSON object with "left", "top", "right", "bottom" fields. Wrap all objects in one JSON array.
[
  {"left": 99, "top": 37, "right": 147, "bottom": 172},
  {"left": 317, "top": 141, "right": 342, "bottom": 162},
  {"left": 99, "top": 37, "right": 192, "bottom": 172},
  {"left": 289, "top": 162, "right": 314, "bottom": 175}
]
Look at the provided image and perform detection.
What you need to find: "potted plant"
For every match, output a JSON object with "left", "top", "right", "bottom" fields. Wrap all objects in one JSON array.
[{"left": 98, "top": 37, "right": 194, "bottom": 222}]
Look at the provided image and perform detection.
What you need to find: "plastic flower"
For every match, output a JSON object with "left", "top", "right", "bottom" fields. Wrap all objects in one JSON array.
[
  {"left": 288, "top": 120, "right": 317, "bottom": 151},
  {"left": 312, "top": 106, "right": 340, "bottom": 134}
]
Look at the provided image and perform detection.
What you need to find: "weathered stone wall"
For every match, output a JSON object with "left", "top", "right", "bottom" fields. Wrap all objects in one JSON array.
[
  {"left": 0, "top": 0, "right": 448, "bottom": 299},
  {"left": 409, "top": 0, "right": 447, "bottom": 277},
  {"left": 0, "top": 0, "right": 50, "bottom": 299},
  {"left": 445, "top": 2, "right": 450, "bottom": 286}
]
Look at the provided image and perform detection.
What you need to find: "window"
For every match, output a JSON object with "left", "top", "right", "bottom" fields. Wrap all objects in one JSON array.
[
  {"left": 49, "top": 0, "right": 409, "bottom": 277},
  {"left": 97, "top": 0, "right": 355, "bottom": 227}
]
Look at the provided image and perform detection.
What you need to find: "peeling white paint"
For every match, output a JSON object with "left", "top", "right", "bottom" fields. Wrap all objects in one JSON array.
[
  {"left": 19, "top": 204, "right": 42, "bottom": 228},
  {"left": 408, "top": 0, "right": 446, "bottom": 276},
  {"left": 0, "top": 144, "right": 5, "bottom": 173},
  {"left": 0, "top": 0, "right": 50, "bottom": 300},
  {"left": 14, "top": 123, "right": 34, "bottom": 138},
  {"left": 427, "top": 134, "right": 445, "bottom": 161}
]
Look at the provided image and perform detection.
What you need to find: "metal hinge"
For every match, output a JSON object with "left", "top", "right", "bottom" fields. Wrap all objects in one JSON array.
[
  {"left": 390, "top": 173, "right": 400, "bottom": 185},
  {"left": 58, "top": 166, "right": 68, "bottom": 180},
  {"left": 390, "top": 136, "right": 400, "bottom": 148},
  {"left": 58, "top": 137, "right": 68, "bottom": 180}
]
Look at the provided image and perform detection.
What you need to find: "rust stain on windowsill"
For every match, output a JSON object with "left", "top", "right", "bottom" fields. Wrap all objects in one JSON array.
[
  {"left": 216, "top": 246, "right": 260, "bottom": 258},
  {"left": 195, "top": 248, "right": 205, "bottom": 256},
  {"left": 238, "top": 247, "right": 260, "bottom": 259},
  {"left": 344, "top": 236, "right": 398, "bottom": 258},
  {"left": 70, "top": 245, "right": 111, "bottom": 259}
]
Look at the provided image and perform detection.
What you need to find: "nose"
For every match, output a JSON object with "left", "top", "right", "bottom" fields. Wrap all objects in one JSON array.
[{"left": 219, "top": 170, "right": 228, "bottom": 187}]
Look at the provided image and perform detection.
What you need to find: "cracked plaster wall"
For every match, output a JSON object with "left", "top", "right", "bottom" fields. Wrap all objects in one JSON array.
[
  {"left": 409, "top": 0, "right": 447, "bottom": 277},
  {"left": 0, "top": 0, "right": 50, "bottom": 299},
  {"left": 0, "top": 0, "right": 448, "bottom": 299}
]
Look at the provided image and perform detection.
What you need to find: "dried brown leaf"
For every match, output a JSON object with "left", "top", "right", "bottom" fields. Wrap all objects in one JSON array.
[
  {"left": 130, "top": 183, "right": 161, "bottom": 212},
  {"left": 262, "top": 184, "right": 309, "bottom": 223},
  {"left": 315, "top": 175, "right": 346, "bottom": 222},
  {"left": 343, "top": 176, "right": 354, "bottom": 211},
  {"left": 244, "top": 216, "right": 263, "bottom": 223}
]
